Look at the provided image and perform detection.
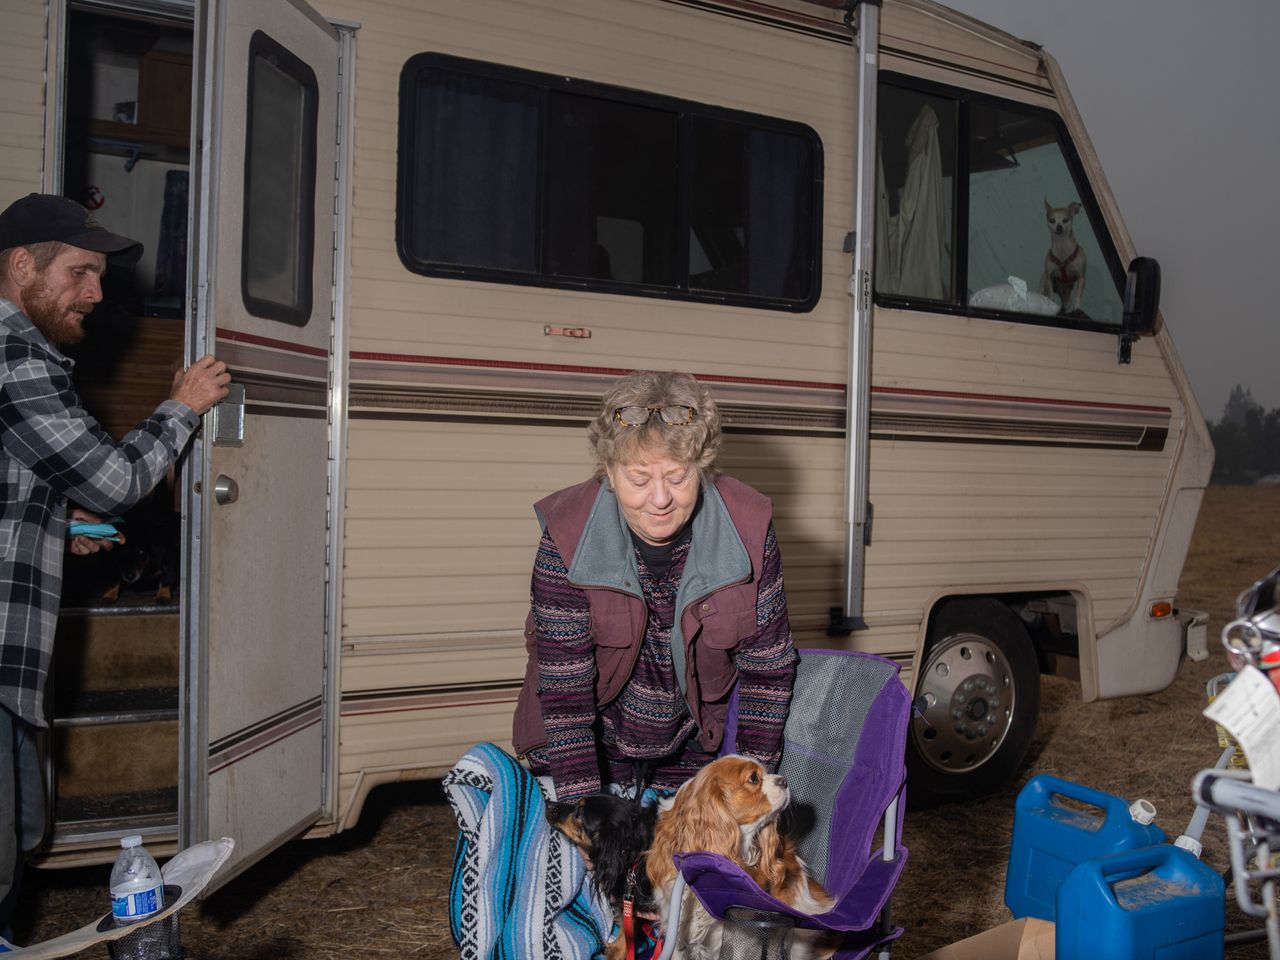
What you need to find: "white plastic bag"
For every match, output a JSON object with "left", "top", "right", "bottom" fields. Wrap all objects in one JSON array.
[{"left": 969, "top": 276, "right": 1060, "bottom": 316}]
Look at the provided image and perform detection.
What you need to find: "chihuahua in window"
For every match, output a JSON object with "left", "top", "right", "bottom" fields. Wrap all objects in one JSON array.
[{"left": 1040, "top": 198, "right": 1086, "bottom": 314}]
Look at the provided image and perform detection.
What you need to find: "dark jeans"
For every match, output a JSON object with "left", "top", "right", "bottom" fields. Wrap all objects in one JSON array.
[{"left": 0, "top": 705, "right": 45, "bottom": 940}]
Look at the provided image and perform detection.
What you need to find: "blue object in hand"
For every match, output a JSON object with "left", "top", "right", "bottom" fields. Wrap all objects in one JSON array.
[{"left": 68, "top": 520, "right": 123, "bottom": 542}]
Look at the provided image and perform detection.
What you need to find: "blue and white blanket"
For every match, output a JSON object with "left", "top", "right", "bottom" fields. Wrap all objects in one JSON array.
[{"left": 444, "top": 742, "right": 613, "bottom": 960}]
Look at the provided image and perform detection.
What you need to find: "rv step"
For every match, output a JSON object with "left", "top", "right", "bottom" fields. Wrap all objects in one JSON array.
[
  {"left": 55, "top": 787, "right": 179, "bottom": 823},
  {"left": 52, "top": 608, "right": 178, "bottom": 707},
  {"left": 54, "top": 718, "right": 177, "bottom": 808},
  {"left": 53, "top": 686, "right": 179, "bottom": 727}
]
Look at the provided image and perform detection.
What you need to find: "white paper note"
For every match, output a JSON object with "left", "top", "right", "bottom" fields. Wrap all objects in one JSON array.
[{"left": 1204, "top": 666, "right": 1280, "bottom": 790}]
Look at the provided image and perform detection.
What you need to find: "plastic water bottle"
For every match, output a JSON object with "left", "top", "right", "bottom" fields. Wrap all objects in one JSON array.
[{"left": 110, "top": 836, "right": 164, "bottom": 923}]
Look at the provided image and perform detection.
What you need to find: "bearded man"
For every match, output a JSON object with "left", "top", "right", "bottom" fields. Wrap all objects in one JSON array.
[{"left": 0, "top": 193, "right": 230, "bottom": 938}]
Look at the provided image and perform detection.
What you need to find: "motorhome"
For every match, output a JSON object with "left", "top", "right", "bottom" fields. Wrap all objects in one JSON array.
[{"left": 4, "top": 0, "right": 1212, "bottom": 882}]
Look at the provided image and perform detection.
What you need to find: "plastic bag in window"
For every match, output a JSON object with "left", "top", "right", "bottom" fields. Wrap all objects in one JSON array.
[{"left": 969, "top": 275, "right": 1060, "bottom": 316}]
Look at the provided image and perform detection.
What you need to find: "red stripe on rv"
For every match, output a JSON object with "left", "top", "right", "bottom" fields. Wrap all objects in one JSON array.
[
  {"left": 347, "top": 352, "right": 1170, "bottom": 414},
  {"left": 347, "top": 351, "right": 847, "bottom": 392},
  {"left": 216, "top": 328, "right": 330, "bottom": 358}
]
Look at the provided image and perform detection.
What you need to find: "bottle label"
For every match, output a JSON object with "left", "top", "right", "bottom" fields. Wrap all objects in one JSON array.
[{"left": 112, "top": 885, "right": 163, "bottom": 921}]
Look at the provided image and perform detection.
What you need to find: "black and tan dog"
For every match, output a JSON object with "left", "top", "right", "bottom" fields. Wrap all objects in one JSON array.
[{"left": 546, "top": 794, "right": 659, "bottom": 959}]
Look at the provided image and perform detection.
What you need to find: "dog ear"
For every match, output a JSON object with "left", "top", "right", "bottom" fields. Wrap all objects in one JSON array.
[
  {"left": 748, "top": 821, "right": 790, "bottom": 892},
  {"left": 670, "top": 768, "right": 743, "bottom": 861},
  {"left": 601, "top": 803, "right": 658, "bottom": 899},
  {"left": 1068, "top": 201, "right": 1082, "bottom": 217},
  {"left": 646, "top": 766, "right": 743, "bottom": 888},
  {"left": 591, "top": 831, "right": 632, "bottom": 902}
]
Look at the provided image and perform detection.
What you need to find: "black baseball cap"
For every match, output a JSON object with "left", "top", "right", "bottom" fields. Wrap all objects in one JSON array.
[{"left": 0, "top": 193, "right": 142, "bottom": 261}]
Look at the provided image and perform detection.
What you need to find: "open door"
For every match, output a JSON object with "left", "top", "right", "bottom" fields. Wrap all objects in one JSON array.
[{"left": 182, "top": 0, "right": 342, "bottom": 881}]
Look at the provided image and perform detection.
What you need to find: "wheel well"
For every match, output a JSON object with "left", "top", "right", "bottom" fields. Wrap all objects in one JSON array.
[{"left": 925, "top": 591, "right": 1082, "bottom": 680}]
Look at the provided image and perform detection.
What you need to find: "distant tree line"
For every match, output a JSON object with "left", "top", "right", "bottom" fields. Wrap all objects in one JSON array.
[{"left": 1208, "top": 385, "right": 1280, "bottom": 484}]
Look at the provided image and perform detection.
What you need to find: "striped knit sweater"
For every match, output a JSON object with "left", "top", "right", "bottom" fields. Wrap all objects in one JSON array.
[{"left": 527, "top": 521, "right": 797, "bottom": 800}]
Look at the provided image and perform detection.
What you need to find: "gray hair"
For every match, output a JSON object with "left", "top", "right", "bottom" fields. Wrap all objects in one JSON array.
[{"left": 587, "top": 371, "right": 722, "bottom": 479}]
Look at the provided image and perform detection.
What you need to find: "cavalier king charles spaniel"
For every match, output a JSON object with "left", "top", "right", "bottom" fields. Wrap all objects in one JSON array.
[{"left": 645, "top": 755, "right": 838, "bottom": 959}]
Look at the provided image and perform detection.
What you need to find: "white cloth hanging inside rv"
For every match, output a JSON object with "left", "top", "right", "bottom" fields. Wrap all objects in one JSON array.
[{"left": 876, "top": 103, "right": 948, "bottom": 300}]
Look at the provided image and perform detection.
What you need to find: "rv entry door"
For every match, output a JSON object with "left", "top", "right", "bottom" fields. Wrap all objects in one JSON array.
[{"left": 183, "top": 0, "right": 342, "bottom": 883}]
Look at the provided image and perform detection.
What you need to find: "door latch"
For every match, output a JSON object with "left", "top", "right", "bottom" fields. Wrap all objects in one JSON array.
[{"left": 211, "top": 383, "right": 245, "bottom": 447}]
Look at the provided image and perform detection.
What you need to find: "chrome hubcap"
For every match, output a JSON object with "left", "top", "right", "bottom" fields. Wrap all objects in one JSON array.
[{"left": 913, "top": 632, "right": 1017, "bottom": 774}]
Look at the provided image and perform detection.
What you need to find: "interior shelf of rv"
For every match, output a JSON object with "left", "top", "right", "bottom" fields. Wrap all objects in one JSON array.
[
  {"left": 77, "top": 47, "right": 192, "bottom": 163},
  {"left": 87, "top": 120, "right": 188, "bottom": 163}
]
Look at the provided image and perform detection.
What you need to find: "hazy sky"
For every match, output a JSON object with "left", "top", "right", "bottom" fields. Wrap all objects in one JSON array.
[{"left": 942, "top": 0, "right": 1280, "bottom": 423}]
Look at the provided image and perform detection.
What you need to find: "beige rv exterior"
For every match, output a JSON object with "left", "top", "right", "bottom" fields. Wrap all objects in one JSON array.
[{"left": 5, "top": 0, "right": 1211, "bottom": 871}]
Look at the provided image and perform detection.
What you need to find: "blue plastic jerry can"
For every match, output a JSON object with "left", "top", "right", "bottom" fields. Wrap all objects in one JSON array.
[
  {"left": 1056, "top": 843, "right": 1224, "bottom": 960},
  {"left": 1005, "top": 775, "right": 1166, "bottom": 922}
]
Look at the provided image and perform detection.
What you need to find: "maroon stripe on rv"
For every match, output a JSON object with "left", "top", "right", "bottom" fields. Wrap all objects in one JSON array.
[
  {"left": 347, "top": 351, "right": 1170, "bottom": 416},
  {"left": 880, "top": 30, "right": 1049, "bottom": 84},
  {"left": 341, "top": 694, "right": 520, "bottom": 718},
  {"left": 872, "top": 385, "right": 1171, "bottom": 415},
  {"left": 658, "top": 0, "right": 848, "bottom": 39},
  {"left": 347, "top": 350, "right": 847, "bottom": 392},
  {"left": 216, "top": 327, "right": 330, "bottom": 358},
  {"left": 208, "top": 698, "right": 323, "bottom": 775},
  {"left": 665, "top": 1, "right": 1051, "bottom": 91},
  {"left": 341, "top": 682, "right": 521, "bottom": 717}
]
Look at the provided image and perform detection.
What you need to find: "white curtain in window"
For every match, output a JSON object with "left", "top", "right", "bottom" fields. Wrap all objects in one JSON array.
[{"left": 876, "top": 104, "right": 947, "bottom": 300}]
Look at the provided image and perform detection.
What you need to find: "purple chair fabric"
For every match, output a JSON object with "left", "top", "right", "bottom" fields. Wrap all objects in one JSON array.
[{"left": 675, "top": 648, "right": 911, "bottom": 958}]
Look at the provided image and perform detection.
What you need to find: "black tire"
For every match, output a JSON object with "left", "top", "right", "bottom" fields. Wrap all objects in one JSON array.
[{"left": 906, "top": 598, "right": 1041, "bottom": 806}]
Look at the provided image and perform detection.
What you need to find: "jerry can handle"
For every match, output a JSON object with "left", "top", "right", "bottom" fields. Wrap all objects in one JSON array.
[
  {"left": 1022, "top": 774, "right": 1132, "bottom": 824},
  {"left": 1074, "top": 845, "right": 1172, "bottom": 908}
]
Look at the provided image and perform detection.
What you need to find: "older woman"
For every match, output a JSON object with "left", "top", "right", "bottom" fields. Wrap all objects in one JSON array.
[{"left": 512, "top": 370, "right": 797, "bottom": 800}]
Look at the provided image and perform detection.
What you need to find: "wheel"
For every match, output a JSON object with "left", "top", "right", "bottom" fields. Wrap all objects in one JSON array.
[{"left": 906, "top": 598, "right": 1041, "bottom": 805}]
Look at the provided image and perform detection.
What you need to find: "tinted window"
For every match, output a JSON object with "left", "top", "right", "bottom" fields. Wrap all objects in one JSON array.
[
  {"left": 397, "top": 54, "right": 823, "bottom": 311},
  {"left": 545, "top": 93, "right": 678, "bottom": 285},
  {"left": 241, "top": 31, "right": 317, "bottom": 326},
  {"left": 689, "top": 119, "right": 817, "bottom": 301},
  {"left": 404, "top": 69, "right": 539, "bottom": 273}
]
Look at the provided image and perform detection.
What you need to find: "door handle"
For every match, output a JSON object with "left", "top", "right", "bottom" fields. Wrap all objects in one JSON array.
[
  {"left": 211, "top": 383, "right": 245, "bottom": 447},
  {"left": 214, "top": 474, "right": 239, "bottom": 505}
]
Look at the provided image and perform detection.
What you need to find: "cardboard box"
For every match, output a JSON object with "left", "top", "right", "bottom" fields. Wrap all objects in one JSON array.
[{"left": 913, "top": 917, "right": 1055, "bottom": 960}]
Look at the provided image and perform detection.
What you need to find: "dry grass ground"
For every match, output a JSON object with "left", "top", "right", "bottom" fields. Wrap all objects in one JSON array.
[{"left": 15, "top": 485, "right": 1280, "bottom": 958}]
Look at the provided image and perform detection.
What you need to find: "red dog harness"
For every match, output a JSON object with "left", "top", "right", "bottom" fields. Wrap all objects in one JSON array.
[
  {"left": 1049, "top": 243, "right": 1081, "bottom": 284},
  {"left": 624, "top": 863, "right": 663, "bottom": 960}
]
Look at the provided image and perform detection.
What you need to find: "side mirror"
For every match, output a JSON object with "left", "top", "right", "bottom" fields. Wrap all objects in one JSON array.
[{"left": 1118, "top": 256, "right": 1161, "bottom": 364}]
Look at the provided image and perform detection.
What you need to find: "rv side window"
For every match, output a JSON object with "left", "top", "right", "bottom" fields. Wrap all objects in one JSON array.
[
  {"left": 404, "top": 69, "right": 540, "bottom": 273},
  {"left": 876, "top": 76, "right": 1125, "bottom": 331},
  {"left": 545, "top": 93, "right": 679, "bottom": 286},
  {"left": 689, "top": 119, "right": 818, "bottom": 302},
  {"left": 397, "top": 54, "right": 823, "bottom": 311},
  {"left": 241, "top": 31, "right": 318, "bottom": 326}
]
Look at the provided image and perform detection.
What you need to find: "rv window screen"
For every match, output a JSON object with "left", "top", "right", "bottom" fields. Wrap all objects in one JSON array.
[
  {"left": 397, "top": 54, "right": 823, "bottom": 311},
  {"left": 241, "top": 31, "right": 318, "bottom": 326},
  {"left": 876, "top": 77, "right": 1125, "bottom": 331}
]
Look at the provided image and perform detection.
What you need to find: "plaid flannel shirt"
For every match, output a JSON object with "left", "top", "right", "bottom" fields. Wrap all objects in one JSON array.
[{"left": 0, "top": 300, "right": 200, "bottom": 727}]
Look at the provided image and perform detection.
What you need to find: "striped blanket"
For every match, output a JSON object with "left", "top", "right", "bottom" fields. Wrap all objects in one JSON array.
[{"left": 444, "top": 742, "right": 613, "bottom": 960}]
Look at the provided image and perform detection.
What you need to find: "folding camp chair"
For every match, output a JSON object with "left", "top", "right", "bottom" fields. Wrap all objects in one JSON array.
[{"left": 663, "top": 648, "right": 911, "bottom": 959}]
